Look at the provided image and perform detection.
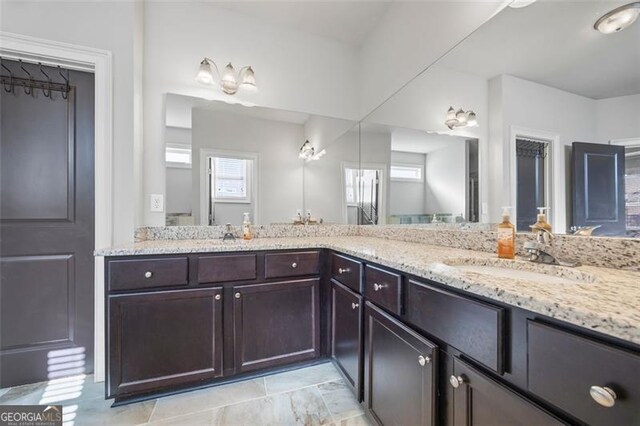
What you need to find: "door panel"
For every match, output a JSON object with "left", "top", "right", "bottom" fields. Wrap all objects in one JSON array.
[
  {"left": 331, "top": 280, "right": 362, "bottom": 399},
  {"left": 0, "top": 60, "right": 94, "bottom": 387},
  {"left": 233, "top": 279, "right": 320, "bottom": 373},
  {"left": 572, "top": 142, "right": 625, "bottom": 235}
]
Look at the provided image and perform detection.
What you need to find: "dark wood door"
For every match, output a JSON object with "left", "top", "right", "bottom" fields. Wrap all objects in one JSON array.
[
  {"left": 0, "top": 60, "right": 94, "bottom": 387},
  {"left": 572, "top": 142, "right": 626, "bottom": 236},
  {"left": 108, "top": 287, "right": 223, "bottom": 399},
  {"left": 233, "top": 278, "right": 320, "bottom": 373},
  {"left": 451, "top": 357, "right": 562, "bottom": 426},
  {"left": 331, "top": 280, "right": 362, "bottom": 400},
  {"left": 364, "top": 302, "right": 437, "bottom": 426}
]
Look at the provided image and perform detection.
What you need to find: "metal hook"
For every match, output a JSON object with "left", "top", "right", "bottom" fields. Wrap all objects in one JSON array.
[
  {"left": 19, "top": 60, "right": 33, "bottom": 95},
  {"left": 39, "top": 62, "right": 52, "bottom": 98},
  {"left": 1, "top": 58, "right": 14, "bottom": 93},
  {"left": 58, "top": 65, "right": 70, "bottom": 100}
]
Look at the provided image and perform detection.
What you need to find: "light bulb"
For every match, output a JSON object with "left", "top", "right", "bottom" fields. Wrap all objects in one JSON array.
[
  {"left": 196, "top": 59, "right": 215, "bottom": 85},
  {"left": 220, "top": 63, "right": 239, "bottom": 95},
  {"left": 239, "top": 66, "right": 258, "bottom": 93},
  {"left": 456, "top": 109, "right": 467, "bottom": 125},
  {"left": 595, "top": 3, "right": 640, "bottom": 34},
  {"left": 467, "top": 111, "right": 478, "bottom": 127}
]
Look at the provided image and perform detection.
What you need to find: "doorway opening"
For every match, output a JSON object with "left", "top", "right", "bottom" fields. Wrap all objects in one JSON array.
[{"left": 515, "top": 138, "right": 550, "bottom": 232}]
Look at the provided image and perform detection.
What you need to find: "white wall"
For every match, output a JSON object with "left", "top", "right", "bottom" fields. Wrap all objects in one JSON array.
[
  {"left": 596, "top": 94, "right": 640, "bottom": 142},
  {"left": 358, "top": 1, "right": 505, "bottom": 117},
  {"left": 143, "top": 2, "right": 362, "bottom": 226},
  {"left": 425, "top": 143, "right": 467, "bottom": 215},
  {"left": 166, "top": 168, "right": 192, "bottom": 215},
  {"left": 389, "top": 151, "right": 426, "bottom": 215},
  {"left": 192, "top": 108, "right": 304, "bottom": 226},
  {"left": 1, "top": 0, "right": 141, "bottom": 245}
]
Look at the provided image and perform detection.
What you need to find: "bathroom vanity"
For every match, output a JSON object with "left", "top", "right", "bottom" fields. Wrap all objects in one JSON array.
[{"left": 100, "top": 237, "right": 640, "bottom": 426}]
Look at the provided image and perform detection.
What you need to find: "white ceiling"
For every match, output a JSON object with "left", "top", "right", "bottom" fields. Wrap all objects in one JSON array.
[
  {"left": 211, "top": 1, "right": 394, "bottom": 46},
  {"left": 438, "top": 1, "right": 640, "bottom": 99}
]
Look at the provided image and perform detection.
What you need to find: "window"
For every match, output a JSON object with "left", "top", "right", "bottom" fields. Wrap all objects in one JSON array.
[
  {"left": 390, "top": 164, "right": 423, "bottom": 182},
  {"left": 345, "top": 168, "right": 357, "bottom": 204},
  {"left": 166, "top": 144, "right": 192, "bottom": 167},
  {"left": 211, "top": 156, "right": 251, "bottom": 203}
]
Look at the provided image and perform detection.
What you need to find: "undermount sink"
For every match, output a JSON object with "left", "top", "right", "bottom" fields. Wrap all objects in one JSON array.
[{"left": 441, "top": 257, "right": 597, "bottom": 285}]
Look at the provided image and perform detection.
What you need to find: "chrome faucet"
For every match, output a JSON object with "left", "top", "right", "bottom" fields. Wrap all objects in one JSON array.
[
  {"left": 524, "top": 226, "right": 580, "bottom": 267},
  {"left": 570, "top": 225, "right": 601, "bottom": 236}
]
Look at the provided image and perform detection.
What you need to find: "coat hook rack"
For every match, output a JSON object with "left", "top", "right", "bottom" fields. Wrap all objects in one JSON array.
[
  {"left": 1, "top": 60, "right": 14, "bottom": 93},
  {"left": 58, "top": 66, "right": 70, "bottom": 100},
  {"left": 39, "top": 62, "right": 52, "bottom": 98},
  {"left": 20, "top": 60, "right": 33, "bottom": 95}
]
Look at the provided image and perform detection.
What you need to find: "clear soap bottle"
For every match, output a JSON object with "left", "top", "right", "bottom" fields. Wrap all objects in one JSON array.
[
  {"left": 242, "top": 212, "right": 253, "bottom": 240},
  {"left": 497, "top": 206, "right": 515, "bottom": 259}
]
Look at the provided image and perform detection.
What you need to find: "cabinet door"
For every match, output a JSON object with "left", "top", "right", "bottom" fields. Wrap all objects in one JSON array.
[
  {"left": 364, "top": 302, "right": 437, "bottom": 426},
  {"left": 331, "top": 280, "right": 363, "bottom": 400},
  {"left": 233, "top": 278, "right": 320, "bottom": 373},
  {"left": 451, "top": 357, "right": 563, "bottom": 426},
  {"left": 108, "top": 287, "right": 223, "bottom": 398}
]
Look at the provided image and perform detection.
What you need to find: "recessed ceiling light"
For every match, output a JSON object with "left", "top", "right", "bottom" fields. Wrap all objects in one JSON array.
[
  {"left": 508, "top": 0, "right": 536, "bottom": 9},
  {"left": 594, "top": 2, "right": 640, "bottom": 34}
]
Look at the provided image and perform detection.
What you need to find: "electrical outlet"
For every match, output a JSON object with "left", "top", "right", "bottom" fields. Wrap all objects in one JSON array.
[{"left": 150, "top": 194, "right": 164, "bottom": 212}]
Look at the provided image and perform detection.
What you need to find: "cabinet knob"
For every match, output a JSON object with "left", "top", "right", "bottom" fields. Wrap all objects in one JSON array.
[
  {"left": 235, "top": 292, "right": 241, "bottom": 299},
  {"left": 351, "top": 302, "right": 359, "bottom": 310},
  {"left": 450, "top": 375, "right": 466, "bottom": 389},
  {"left": 214, "top": 294, "right": 221, "bottom": 301},
  {"left": 291, "top": 262, "right": 298, "bottom": 268},
  {"left": 374, "top": 283, "right": 385, "bottom": 291},
  {"left": 144, "top": 271, "right": 153, "bottom": 279},
  {"left": 338, "top": 267, "right": 350, "bottom": 274},
  {"left": 590, "top": 386, "right": 617, "bottom": 408},
  {"left": 418, "top": 355, "right": 431, "bottom": 366}
]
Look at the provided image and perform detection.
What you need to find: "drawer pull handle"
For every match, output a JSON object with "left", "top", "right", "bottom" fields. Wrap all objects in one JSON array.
[
  {"left": 351, "top": 302, "right": 359, "bottom": 310},
  {"left": 450, "top": 375, "right": 466, "bottom": 389},
  {"left": 338, "top": 267, "right": 350, "bottom": 274},
  {"left": 144, "top": 271, "right": 153, "bottom": 279},
  {"left": 374, "top": 283, "right": 386, "bottom": 291},
  {"left": 292, "top": 262, "right": 298, "bottom": 268},
  {"left": 235, "top": 292, "right": 241, "bottom": 299},
  {"left": 215, "top": 294, "right": 221, "bottom": 301},
  {"left": 418, "top": 355, "right": 431, "bottom": 366},
  {"left": 590, "top": 386, "right": 617, "bottom": 408}
]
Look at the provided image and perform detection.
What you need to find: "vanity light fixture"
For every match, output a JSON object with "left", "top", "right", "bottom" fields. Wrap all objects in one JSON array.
[
  {"left": 594, "top": 2, "right": 640, "bottom": 34},
  {"left": 298, "top": 140, "right": 326, "bottom": 162},
  {"left": 445, "top": 106, "right": 478, "bottom": 130},
  {"left": 196, "top": 57, "right": 257, "bottom": 95}
]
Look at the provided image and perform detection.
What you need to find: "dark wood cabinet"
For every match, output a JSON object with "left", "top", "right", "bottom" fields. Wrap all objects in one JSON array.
[
  {"left": 364, "top": 264, "right": 402, "bottom": 315},
  {"left": 331, "top": 280, "right": 363, "bottom": 399},
  {"left": 451, "top": 357, "right": 562, "bottom": 426},
  {"left": 265, "top": 251, "right": 320, "bottom": 279},
  {"left": 108, "top": 257, "right": 189, "bottom": 291},
  {"left": 197, "top": 254, "right": 257, "bottom": 283},
  {"left": 233, "top": 278, "right": 320, "bottom": 374},
  {"left": 364, "top": 302, "right": 438, "bottom": 426},
  {"left": 331, "top": 253, "right": 362, "bottom": 292},
  {"left": 107, "top": 287, "right": 223, "bottom": 398}
]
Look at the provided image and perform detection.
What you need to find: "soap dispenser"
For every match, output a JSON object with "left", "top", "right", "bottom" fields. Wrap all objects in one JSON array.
[
  {"left": 497, "top": 206, "right": 515, "bottom": 259},
  {"left": 530, "top": 207, "right": 552, "bottom": 245},
  {"left": 242, "top": 212, "right": 253, "bottom": 240}
]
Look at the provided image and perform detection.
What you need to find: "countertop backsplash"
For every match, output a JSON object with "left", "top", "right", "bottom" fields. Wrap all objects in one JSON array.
[{"left": 133, "top": 224, "right": 640, "bottom": 271}]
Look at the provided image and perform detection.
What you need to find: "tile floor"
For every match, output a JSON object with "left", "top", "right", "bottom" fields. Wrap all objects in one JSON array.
[{"left": 0, "top": 362, "right": 371, "bottom": 425}]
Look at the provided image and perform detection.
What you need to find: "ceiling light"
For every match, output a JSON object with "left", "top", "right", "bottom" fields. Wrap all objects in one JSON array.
[
  {"left": 445, "top": 106, "right": 478, "bottom": 130},
  {"left": 508, "top": 0, "right": 536, "bottom": 8},
  {"left": 196, "top": 57, "right": 257, "bottom": 95},
  {"left": 595, "top": 2, "right": 640, "bottom": 34},
  {"left": 299, "top": 140, "right": 315, "bottom": 160}
]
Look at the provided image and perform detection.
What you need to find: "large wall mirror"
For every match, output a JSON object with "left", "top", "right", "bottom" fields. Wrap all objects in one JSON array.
[
  {"left": 361, "top": 1, "right": 639, "bottom": 237},
  {"left": 164, "top": 93, "right": 357, "bottom": 226}
]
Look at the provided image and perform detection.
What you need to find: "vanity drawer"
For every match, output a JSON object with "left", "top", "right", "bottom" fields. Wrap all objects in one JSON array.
[
  {"left": 331, "top": 253, "right": 362, "bottom": 293},
  {"left": 108, "top": 257, "right": 189, "bottom": 291},
  {"left": 364, "top": 265, "right": 402, "bottom": 315},
  {"left": 407, "top": 279, "right": 504, "bottom": 373},
  {"left": 198, "top": 254, "right": 257, "bottom": 283},
  {"left": 265, "top": 251, "right": 320, "bottom": 279},
  {"left": 528, "top": 321, "right": 640, "bottom": 426}
]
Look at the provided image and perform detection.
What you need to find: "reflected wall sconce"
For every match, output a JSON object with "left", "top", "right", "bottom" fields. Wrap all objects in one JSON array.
[
  {"left": 299, "top": 140, "right": 326, "bottom": 162},
  {"left": 196, "top": 57, "right": 257, "bottom": 95},
  {"left": 594, "top": 2, "right": 640, "bottom": 34},
  {"left": 445, "top": 106, "right": 478, "bottom": 129}
]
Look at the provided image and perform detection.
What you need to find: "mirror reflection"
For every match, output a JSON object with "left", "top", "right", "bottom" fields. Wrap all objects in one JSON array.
[
  {"left": 164, "top": 94, "right": 356, "bottom": 226},
  {"left": 362, "top": 1, "right": 639, "bottom": 237}
]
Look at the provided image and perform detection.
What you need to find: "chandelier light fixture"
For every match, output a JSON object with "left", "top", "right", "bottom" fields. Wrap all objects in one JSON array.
[
  {"left": 594, "top": 2, "right": 640, "bottom": 34},
  {"left": 445, "top": 106, "right": 478, "bottom": 130},
  {"left": 196, "top": 57, "right": 257, "bottom": 95}
]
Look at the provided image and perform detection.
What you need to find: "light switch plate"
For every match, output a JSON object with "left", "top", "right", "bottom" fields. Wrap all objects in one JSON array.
[{"left": 150, "top": 194, "right": 164, "bottom": 212}]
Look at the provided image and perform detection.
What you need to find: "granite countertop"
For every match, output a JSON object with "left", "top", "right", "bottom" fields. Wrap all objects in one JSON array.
[{"left": 96, "top": 236, "right": 640, "bottom": 345}]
